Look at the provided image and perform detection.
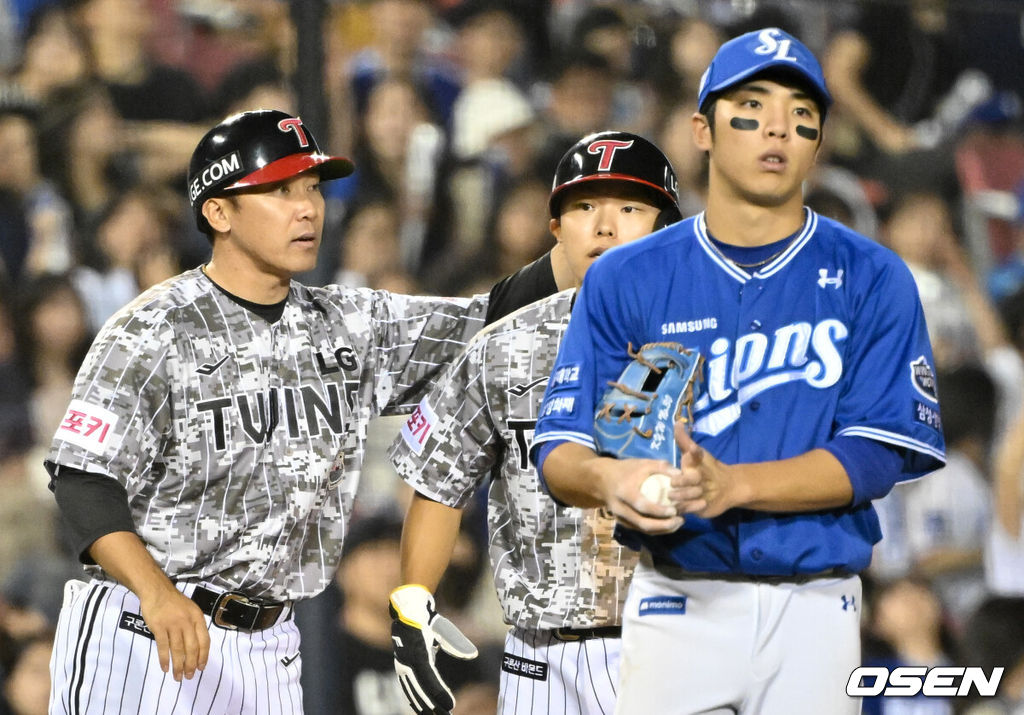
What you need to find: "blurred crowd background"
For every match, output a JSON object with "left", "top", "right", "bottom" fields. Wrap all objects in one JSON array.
[{"left": 2, "top": 0, "right": 1024, "bottom": 713}]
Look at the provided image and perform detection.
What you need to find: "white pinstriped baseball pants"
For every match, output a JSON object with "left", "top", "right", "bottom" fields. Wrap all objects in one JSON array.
[
  {"left": 49, "top": 579, "right": 303, "bottom": 714},
  {"left": 498, "top": 626, "right": 622, "bottom": 715}
]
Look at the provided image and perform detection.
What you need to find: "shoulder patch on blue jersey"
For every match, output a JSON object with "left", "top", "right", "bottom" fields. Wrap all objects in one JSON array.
[
  {"left": 909, "top": 356, "right": 938, "bottom": 403},
  {"left": 914, "top": 400, "right": 942, "bottom": 432},
  {"left": 551, "top": 363, "right": 581, "bottom": 386},
  {"left": 638, "top": 595, "right": 687, "bottom": 616},
  {"left": 541, "top": 395, "right": 576, "bottom": 417}
]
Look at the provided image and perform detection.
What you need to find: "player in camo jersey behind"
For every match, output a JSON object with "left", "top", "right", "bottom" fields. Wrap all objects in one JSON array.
[
  {"left": 387, "top": 131, "right": 682, "bottom": 714},
  {"left": 43, "top": 109, "right": 552, "bottom": 715}
]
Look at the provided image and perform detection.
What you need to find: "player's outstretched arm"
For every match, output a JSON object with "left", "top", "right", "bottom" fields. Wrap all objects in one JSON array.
[
  {"left": 390, "top": 493, "right": 477, "bottom": 715},
  {"left": 541, "top": 442, "right": 685, "bottom": 534},
  {"left": 672, "top": 422, "right": 854, "bottom": 518},
  {"left": 400, "top": 493, "right": 463, "bottom": 591},
  {"left": 89, "top": 531, "right": 209, "bottom": 682}
]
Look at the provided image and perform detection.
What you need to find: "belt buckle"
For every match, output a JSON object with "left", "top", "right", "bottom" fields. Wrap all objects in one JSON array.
[{"left": 212, "top": 591, "right": 251, "bottom": 630}]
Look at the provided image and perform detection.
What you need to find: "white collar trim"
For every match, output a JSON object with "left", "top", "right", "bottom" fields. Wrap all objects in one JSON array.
[{"left": 694, "top": 208, "right": 817, "bottom": 284}]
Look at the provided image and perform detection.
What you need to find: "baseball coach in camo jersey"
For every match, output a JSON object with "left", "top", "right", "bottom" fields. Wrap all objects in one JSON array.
[{"left": 44, "top": 109, "right": 552, "bottom": 714}]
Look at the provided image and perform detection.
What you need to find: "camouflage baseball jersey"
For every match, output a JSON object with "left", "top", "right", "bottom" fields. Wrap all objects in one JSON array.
[
  {"left": 389, "top": 289, "right": 637, "bottom": 629},
  {"left": 47, "top": 268, "right": 487, "bottom": 602}
]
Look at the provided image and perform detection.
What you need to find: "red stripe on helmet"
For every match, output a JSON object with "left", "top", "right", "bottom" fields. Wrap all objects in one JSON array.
[
  {"left": 225, "top": 152, "right": 354, "bottom": 190},
  {"left": 551, "top": 173, "right": 677, "bottom": 207}
]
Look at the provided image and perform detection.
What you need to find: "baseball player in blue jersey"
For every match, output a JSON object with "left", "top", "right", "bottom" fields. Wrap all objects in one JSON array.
[{"left": 531, "top": 28, "right": 947, "bottom": 715}]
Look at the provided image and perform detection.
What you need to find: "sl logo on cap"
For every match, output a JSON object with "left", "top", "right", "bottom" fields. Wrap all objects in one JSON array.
[{"left": 754, "top": 28, "right": 799, "bottom": 62}]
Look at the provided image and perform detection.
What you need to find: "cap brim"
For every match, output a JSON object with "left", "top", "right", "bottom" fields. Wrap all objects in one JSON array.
[
  {"left": 226, "top": 153, "right": 355, "bottom": 190},
  {"left": 701, "top": 60, "right": 833, "bottom": 111}
]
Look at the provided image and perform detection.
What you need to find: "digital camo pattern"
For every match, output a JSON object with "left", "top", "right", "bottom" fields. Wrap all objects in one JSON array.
[
  {"left": 389, "top": 290, "right": 637, "bottom": 629},
  {"left": 47, "top": 268, "right": 487, "bottom": 602}
]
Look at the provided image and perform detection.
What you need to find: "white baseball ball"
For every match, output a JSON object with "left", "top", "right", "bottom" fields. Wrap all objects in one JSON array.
[{"left": 640, "top": 473, "right": 673, "bottom": 507}]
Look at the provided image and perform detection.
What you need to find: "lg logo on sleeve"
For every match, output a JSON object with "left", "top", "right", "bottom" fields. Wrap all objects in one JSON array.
[{"left": 847, "top": 666, "right": 1004, "bottom": 698}]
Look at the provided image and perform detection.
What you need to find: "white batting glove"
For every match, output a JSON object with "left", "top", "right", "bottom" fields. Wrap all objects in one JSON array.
[{"left": 389, "top": 584, "right": 478, "bottom": 715}]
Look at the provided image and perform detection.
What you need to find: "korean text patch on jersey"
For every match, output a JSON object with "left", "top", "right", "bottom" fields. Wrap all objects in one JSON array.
[
  {"left": 400, "top": 398, "right": 438, "bottom": 456},
  {"left": 55, "top": 399, "right": 119, "bottom": 455}
]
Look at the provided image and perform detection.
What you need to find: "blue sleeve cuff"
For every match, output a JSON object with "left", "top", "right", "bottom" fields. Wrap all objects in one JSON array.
[
  {"left": 823, "top": 435, "right": 905, "bottom": 506},
  {"left": 531, "top": 439, "right": 569, "bottom": 506}
]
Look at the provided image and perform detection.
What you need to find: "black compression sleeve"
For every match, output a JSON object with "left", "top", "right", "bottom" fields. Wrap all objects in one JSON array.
[
  {"left": 485, "top": 251, "right": 558, "bottom": 325},
  {"left": 47, "top": 462, "right": 137, "bottom": 564}
]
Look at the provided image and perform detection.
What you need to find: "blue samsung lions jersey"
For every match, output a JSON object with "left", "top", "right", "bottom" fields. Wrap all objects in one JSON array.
[{"left": 532, "top": 209, "right": 946, "bottom": 576}]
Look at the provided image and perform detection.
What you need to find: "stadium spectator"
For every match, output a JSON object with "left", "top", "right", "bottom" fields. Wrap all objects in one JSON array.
[{"left": 0, "top": 90, "right": 75, "bottom": 280}]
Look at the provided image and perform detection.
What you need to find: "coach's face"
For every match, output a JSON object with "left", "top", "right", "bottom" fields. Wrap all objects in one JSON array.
[
  {"left": 550, "top": 181, "right": 660, "bottom": 288},
  {"left": 207, "top": 172, "right": 325, "bottom": 279},
  {"left": 694, "top": 78, "right": 821, "bottom": 209}
]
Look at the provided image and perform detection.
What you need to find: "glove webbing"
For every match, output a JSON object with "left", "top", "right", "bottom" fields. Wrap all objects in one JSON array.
[{"left": 596, "top": 342, "right": 700, "bottom": 437}]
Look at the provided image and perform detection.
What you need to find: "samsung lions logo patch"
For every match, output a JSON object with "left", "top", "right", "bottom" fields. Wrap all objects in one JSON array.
[{"left": 910, "top": 356, "right": 938, "bottom": 403}]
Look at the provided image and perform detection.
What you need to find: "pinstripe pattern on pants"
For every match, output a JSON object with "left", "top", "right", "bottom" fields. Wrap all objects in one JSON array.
[
  {"left": 49, "top": 579, "right": 303, "bottom": 714},
  {"left": 497, "top": 626, "right": 621, "bottom": 715}
]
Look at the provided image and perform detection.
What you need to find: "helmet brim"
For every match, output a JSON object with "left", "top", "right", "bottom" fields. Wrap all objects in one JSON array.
[
  {"left": 549, "top": 174, "right": 678, "bottom": 218},
  {"left": 225, "top": 153, "right": 355, "bottom": 191}
]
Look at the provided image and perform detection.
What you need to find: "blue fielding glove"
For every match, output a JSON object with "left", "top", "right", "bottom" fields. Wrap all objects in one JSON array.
[{"left": 593, "top": 342, "right": 704, "bottom": 466}]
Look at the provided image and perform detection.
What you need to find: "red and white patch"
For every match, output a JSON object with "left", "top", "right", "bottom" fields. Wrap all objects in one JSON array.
[
  {"left": 56, "top": 399, "right": 119, "bottom": 454},
  {"left": 400, "top": 399, "right": 437, "bottom": 456}
]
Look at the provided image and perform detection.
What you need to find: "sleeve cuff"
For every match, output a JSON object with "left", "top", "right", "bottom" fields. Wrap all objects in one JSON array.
[
  {"left": 823, "top": 435, "right": 905, "bottom": 505},
  {"left": 531, "top": 439, "right": 571, "bottom": 506}
]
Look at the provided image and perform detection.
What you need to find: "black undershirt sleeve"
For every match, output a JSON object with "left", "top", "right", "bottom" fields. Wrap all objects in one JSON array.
[
  {"left": 46, "top": 462, "right": 137, "bottom": 565},
  {"left": 485, "top": 251, "right": 559, "bottom": 325}
]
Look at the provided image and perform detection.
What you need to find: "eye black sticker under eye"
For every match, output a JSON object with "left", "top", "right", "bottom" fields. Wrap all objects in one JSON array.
[
  {"left": 796, "top": 125, "right": 819, "bottom": 140},
  {"left": 730, "top": 117, "right": 759, "bottom": 131}
]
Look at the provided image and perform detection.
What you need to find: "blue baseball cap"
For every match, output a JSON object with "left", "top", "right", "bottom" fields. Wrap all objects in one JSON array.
[{"left": 697, "top": 27, "right": 832, "bottom": 117}]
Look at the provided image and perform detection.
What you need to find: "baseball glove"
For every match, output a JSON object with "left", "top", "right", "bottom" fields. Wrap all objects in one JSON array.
[
  {"left": 593, "top": 342, "right": 703, "bottom": 465},
  {"left": 390, "top": 584, "right": 477, "bottom": 715}
]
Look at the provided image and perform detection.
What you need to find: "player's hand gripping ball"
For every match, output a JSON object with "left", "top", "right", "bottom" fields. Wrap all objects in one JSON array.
[
  {"left": 640, "top": 472, "right": 673, "bottom": 507},
  {"left": 593, "top": 341, "right": 703, "bottom": 466}
]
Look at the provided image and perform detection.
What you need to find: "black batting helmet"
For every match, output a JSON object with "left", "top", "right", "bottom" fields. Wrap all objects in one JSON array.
[
  {"left": 549, "top": 131, "right": 680, "bottom": 224},
  {"left": 187, "top": 109, "right": 354, "bottom": 232}
]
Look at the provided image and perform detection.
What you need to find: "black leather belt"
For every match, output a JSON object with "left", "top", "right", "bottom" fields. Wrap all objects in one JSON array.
[
  {"left": 650, "top": 557, "right": 850, "bottom": 585},
  {"left": 551, "top": 626, "right": 622, "bottom": 641},
  {"left": 190, "top": 586, "right": 288, "bottom": 631}
]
